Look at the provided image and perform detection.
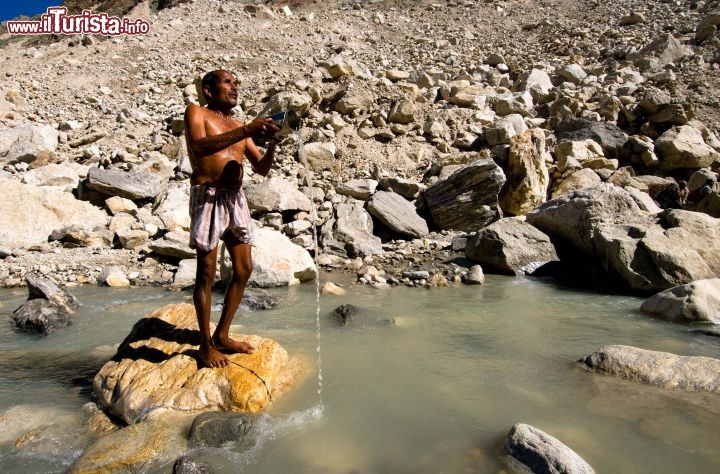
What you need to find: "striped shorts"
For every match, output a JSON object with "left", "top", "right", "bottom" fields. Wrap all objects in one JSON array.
[{"left": 189, "top": 184, "right": 255, "bottom": 252}]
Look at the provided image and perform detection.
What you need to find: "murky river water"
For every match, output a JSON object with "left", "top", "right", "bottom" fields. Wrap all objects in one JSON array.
[{"left": 0, "top": 274, "right": 718, "bottom": 473}]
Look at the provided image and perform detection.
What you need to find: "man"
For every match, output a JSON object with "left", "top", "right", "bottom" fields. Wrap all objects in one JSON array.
[{"left": 184, "top": 69, "right": 279, "bottom": 368}]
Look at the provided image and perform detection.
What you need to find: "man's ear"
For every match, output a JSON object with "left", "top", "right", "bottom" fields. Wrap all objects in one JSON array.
[{"left": 193, "top": 76, "right": 209, "bottom": 106}]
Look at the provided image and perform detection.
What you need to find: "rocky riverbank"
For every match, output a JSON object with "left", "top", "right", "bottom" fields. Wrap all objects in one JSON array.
[{"left": 1, "top": 0, "right": 720, "bottom": 295}]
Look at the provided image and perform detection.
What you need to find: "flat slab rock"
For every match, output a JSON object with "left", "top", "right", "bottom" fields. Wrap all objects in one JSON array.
[
  {"left": 579, "top": 345, "right": 720, "bottom": 393},
  {"left": 93, "top": 303, "right": 305, "bottom": 424}
]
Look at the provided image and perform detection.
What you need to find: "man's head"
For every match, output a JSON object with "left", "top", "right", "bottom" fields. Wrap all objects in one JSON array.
[{"left": 201, "top": 69, "right": 238, "bottom": 110}]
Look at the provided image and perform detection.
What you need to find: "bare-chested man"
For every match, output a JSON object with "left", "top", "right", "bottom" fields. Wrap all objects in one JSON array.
[{"left": 184, "top": 69, "right": 279, "bottom": 368}]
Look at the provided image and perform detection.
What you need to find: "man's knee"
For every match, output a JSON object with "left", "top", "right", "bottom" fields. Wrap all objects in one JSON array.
[{"left": 232, "top": 261, "right": 253, "bottom": 282}]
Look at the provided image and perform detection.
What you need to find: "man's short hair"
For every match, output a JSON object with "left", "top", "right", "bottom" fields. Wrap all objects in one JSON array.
[{"left": 201, "top": 70, "right": 223, "bottom": 93}]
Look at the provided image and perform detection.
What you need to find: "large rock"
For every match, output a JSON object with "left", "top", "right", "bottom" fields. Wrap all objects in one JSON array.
[
  {"left": 221, "top": 225, "right": 316, "bottom": 287},
  {"left": 301, "top": 142, "right": 336, "bottom": 172},
  {"left": 485, "top": 114, "right": 528, "bottom": 146},
  {"left": 0, "top": 123, "right": 58, "bottom": 164},
  {"left": 86, "top": 167, "right": 167, "bottom": 200},
  {"left": 336, "top": 178, "right": 378, "bottom": 200},
  {"left": 188, "top": 411, "right": 260, "bottom": 449},
  {"left": 628, "top": 33, "right": 694, "bottom": 71},
  {"left": 499, "top": 129, "right": 550, "bottom": 216},
  {"left": 465, "top": 218, "right": 558, "bottom": 275},
  {"left": 527, "top": 185, "right": 720, "bottom": 292},
  {"left": 333, "top": 199, "right": 383, "bottom": 257},
  {"left": 21, "top": 162, "right": 85, "bottom": 188},
  {"left": 93, "top": 303, "right": 304, "bottom": 424},
  {"left": 654, "top": 125, "right": 720, "bottom": 171},
  {"left": 579, "top": 345, "right": 720, "bottom": 393},
  {"left": 153, "top": 181, "right": 191, "bottom": 231},
  {"left": 0, "top": 181, "right": 107, "bottom": 250},
  {"left": 423, "top": 158, "right": 506, "bottom": 232},
  {"left": 552, "top": 168, "right": 602, "bottom": 198},
  {"left": 555, "top": 117, "right": 629, "bottom": 159},
  {"left": 367, "top": 191, "right": 429, "bottom": 239},
  {"left": 245, "top": 177, "right": 312, "bottom": 213},
  {"left": 640, "top": 278, "right": 720, "bottom": 323},
  {"left": 505, "top": 423, "right": 595, "bottom": 474}
]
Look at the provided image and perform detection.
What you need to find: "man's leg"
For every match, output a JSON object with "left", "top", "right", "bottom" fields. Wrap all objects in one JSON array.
[
  {"left": 194, "top": 245, "right": 231, "bottom": 368},
  {"left": 212, "top": 240, "right": 255, "bottom": 354}
]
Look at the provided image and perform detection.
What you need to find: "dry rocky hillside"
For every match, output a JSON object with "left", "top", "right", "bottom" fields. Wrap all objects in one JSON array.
[{"left": 1, "top": 0, "right": 720, "bottom": 294}]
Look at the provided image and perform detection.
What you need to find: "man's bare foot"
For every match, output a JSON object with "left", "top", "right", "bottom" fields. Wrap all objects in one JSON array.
[
  {"left": 213, "top": 335, "right": 255, "bottom": 354},
  {"left": 199, "top": 344, "right": 230, "bottom": 368}
]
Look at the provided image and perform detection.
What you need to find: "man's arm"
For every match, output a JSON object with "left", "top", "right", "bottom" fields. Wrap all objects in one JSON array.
[
  {"left": 245, "top": 138, "right": 277, "bottom": 177},
  {"left": 184, "top": 105, "right": 277, "bottom": 158}
]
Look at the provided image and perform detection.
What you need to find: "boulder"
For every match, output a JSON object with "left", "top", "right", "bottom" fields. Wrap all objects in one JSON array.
[
  {"left": 188, "top": 411, "right": 260, "bottom": 449},
  {"left": 505, "top": 423, "right": 595, "bottom": 474},
  {"left": 579, "top": 345, "right": 720, "bottom": 393},
  {"left": 0, "top": 123, "right": 58, "bottom": 164},
  {"left": 555, "top": 117, "right": 629, "bottom": 159},
  {"left": 301, "top": 142, "right": 336, "bottom": 172},
  {"left": 695, "top": 191, "right": 720, "bottom": 218},
  {"left": 93, "top": 303, "right": 304, "bottom": 424},
  {"left": 552, "top": 168, "right": 602, "bottom": 198},
  {"left": 86, "top": 167, "right": 167, "bottom": 200},
  {"left": 527, "top": 185, "right": 720, "bottom": 292},
  {"left": 640, "top": 278, "right": 720, "bottom": 323},
  {"left": 336, "top": 178, "right": 379, "bottom": 200},
  {"left": 149, "top": 230, "right": 195, "bottom": 259},
  {"left": 245, "top": 177, "right": 312, "bottom": 213},
  {"left": 463, "top": 265, "right": 485, "bottom": 285},
  {"left": 379, "top": 176, "right": 425, "bottom": 199},
  {"left": 12, "top": 298, "right": 72, "bottom": 335},
  {"left": 333, "top": 199, "right": 383, "bottom": 257},
  {"left": 423, "top": 159, "right": 506, "bottom": 232},
  {"left": 485, "top": 114, "right": 528, "bottom": 146},
  {"left": 367, "top": 191, "right": 429, "bottom": 239},
  {"left": 499, "top": 129, "right": 550, "bottom": 216},
  {"left": 333, "top": 304, "right": 359, "bottom": 325},
  {"left": 466, "top": 218, "right": 559, "bottom": 275},
  {"left": 221, "top": 226, "right": 316, "bottom": 287},
  {"left": 153, "top": 181, "right": 191, "bottom": 231},
  {"left": 21, "top": 163, "right": 84, "bottom": 188},
  {"left": 655, "top": 125, "right": 720, "bottom": 171},
  {"left": 628, "top": 33, "right": 694, "bottom": 71},
  {"left": 0, "top": 181, "right": 107, "bottom": 250}
]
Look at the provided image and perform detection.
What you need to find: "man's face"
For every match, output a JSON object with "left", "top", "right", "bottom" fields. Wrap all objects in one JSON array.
[{"left": 205, "top": 70, "right": 238, "bottom": 108}]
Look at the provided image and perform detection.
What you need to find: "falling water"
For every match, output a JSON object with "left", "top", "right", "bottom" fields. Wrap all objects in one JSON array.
[{"left": 294, "top": 129, "right": 323, "bottom": 410}]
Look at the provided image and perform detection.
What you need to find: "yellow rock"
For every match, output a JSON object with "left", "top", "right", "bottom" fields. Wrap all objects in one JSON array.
[
  {"left": 93, "top": 303, "right": 305, "bottom": 424},
  {"left": 321, "top": 281, "right": 347, "bottom": 295}
]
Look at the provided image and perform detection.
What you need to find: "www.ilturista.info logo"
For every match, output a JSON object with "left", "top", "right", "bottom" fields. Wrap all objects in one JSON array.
[{"left": 6, "top": 7, "right": 150, "bottom": 36}]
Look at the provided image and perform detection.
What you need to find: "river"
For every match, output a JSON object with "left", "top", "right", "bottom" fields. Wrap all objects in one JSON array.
[{"left": 0, "top": 273, "right": 718, "bottom": 473}]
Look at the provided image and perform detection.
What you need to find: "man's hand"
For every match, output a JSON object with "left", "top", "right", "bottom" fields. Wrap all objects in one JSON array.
[{"left": 244, "top": 117, "right": 280, "bottom": 139}]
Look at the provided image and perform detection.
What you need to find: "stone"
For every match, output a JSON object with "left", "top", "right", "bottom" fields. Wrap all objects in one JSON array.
[
  {"left": 555, "top": 117, "right": 629, "bottom": 159},
  {"left": 99, "top": 266, "right": 130, "bottom": 288},
  {"left": 245, "top": 177, "right": 312, "bottom": 213},
  {"left": 640, "top": 279, "right": 720, "bottom": 323},
  {"left": 21, "top": 163, "right": 82, "bottom": 188},
  {"left": 655, "top": 125, "right": 720, "bottom": 171},
  {"left": 221, "top": 226, "right": 316, "bottom": 287},
  {"left": 379, "top": 176, "right": 425, "bottom": 199},
  {"left": 153, "top": 181, "right": 191, "bottom": 231},
  {"left": 149, "top": 230, "right": 195, "bottom": 259},
  {"left": 0, "top": 181, "right": 107, "bottom": 250},
  {"left": 505, "top": 423, "right": 595, "bottom": 474},
  {"left": 12, "top": 298, "right": 72, "bottom": 335},
  {"left": 388, "top": 100, "right": 416, "bottom": 124},
  {"left": 499, "top": 129, "right": 550, "bottom": 216},
  {"left": 105, "top": 196, "right": 138, "bottom": 216},
  {"left": 333, "top": 304, "right": 359, "bottom": 325},
  {"left": 423, "top": 159, "right": 506, "bottom": 232},
  {"left": 517, "top": 68, "right": 554, "bottom": 101},
  {"left": 86, "top": 167, "right": 167, "bottom": 200},
  {"left": 323, "top": 54, "right": 372, "bottom": 79},
  {"left": 321, "top": 281, "right": 346, "bottom": 296},
  {"left": 696, "top": 12, "right": 720, "bottom": 43},
  {"left": 332, "top": 199, "right": 383, "bottom": 258},
  {"left": 117, "top": 229, "right": 150, "bottom": 249},
  {"left": 336, "top": 178, "right": 379, "bottom": 200},
  {"left": 463, "top": 265, "right": 485, "bottom": 285},
  {"left": 579, "top": 345, "right": 720, "bottom": 393},
  {"left": 171, "top": 259, "right": 196, "bottom": 289},
  {"left": 628, "top": 33, "right": 693, "bottom": 71},
  {"left": 0, "top": 123, "right": 58, "bottom": 164},
  {"left": 188, "top": 411, "right": 260, "bottom": 449},
  {"left": 302, "top": 142, "right": 336, "bottom": 172},
  {"left": 367, "top": 191, "right": 429, "bottom": 239},
  {"left": 466, "top": 218, "right": 559, "bottom": 275},
  {"left": 552, "top": 168, "right": 603, "bottom": 198},
  {"left": 25, "top": 273, "right": 80, "bottom": 313},
  {"left": 93, "top": 304, "right": 304, "bottom": 424},
  {"left": 485, "top": 114, "right": 528, "bottom": 146},
  {"left": 559, "top": 63, "right": 587, "bottom": 85}
]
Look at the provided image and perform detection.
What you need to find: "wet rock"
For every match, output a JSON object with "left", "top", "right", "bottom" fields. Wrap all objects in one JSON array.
[
  {"left": 321, "top": 281, "right": 346, "bottom": 296},
  {"left": 241, "top": 288, "right": 279, "bottom": 311},
  {"left": 640, "top": 278, "right": 720, "bottom": 323},
  {"left": 333, "top": 304, "right": 359, "bottom": 324},
  {"left": 173, "top": 456, "right": 214, "bottom": 474},
  {"left": 579, "top": 345, "right": 720, "bottom": 393},
  {"left": 466, "top": 218, "right": 559, "bottom": 276},
  {"left": 86, "top": 167, "right": 167, "bottom": 200},
  {"left": 188, "top": 411, "right": 260, "bottom": 449},
  {"left": 367, "top": 190, "right": 429, "bottom": 239},
  {"left": 12, "top": 298, "right": 72, "bottom": 335},
  {"left": 423, "top": 159, "right": 506, "bottom": 232},
  {"left": 93, "top": 304, "right": 304, "bottom": 423},
  {"left": 505, "top": 423, "right": 595, "bottom": 474},
  {"left": 463, "top": 264, "right": 485, "bottom": 285}
]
